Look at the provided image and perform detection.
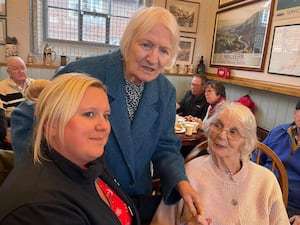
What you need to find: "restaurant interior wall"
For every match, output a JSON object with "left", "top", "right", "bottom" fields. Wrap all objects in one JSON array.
[{"left": 0, "top": 0, "right": 298, "bottom": 130}]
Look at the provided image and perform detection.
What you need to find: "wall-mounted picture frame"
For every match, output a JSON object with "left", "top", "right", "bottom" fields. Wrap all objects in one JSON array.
[
  {"left": 219, "top": 0, "right": 244, "bottom": 8},
  {"left": 166, "top": 0, "right": 200, "bottom": 33},
  {"left": 176, "top": 36, "right": 196, "bottom": 65},
  {"left": 0, "top": 0, "right": 6, "bottom": 16},
  {"left": 0, "top": 18, "right": 6, "bottom": 45},
  {"left": 275, "top": 0, "right": 300, "bottom": 20},
  {"left": 210, "top": 0, "right": 274, "bottom": 71},
  {"left": 268, "top": 24, "right": 300, "bottom": 77}
]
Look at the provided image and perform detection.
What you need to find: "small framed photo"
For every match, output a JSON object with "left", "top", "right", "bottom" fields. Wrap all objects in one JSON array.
[
  {"left": 0, "top": 18, "right": 7, "bottom": 45},
  {"left": 166, "top": 0, "right": 200, "bottom": 33},
  {"left": 176, "top": 36, "right": 196, "bottom": 65},
  {"left": 0, "top": 0, "right": 6, "bottom": 16},
  {"left": 268, "top": 24, "right": 300, "bottom": 77}
]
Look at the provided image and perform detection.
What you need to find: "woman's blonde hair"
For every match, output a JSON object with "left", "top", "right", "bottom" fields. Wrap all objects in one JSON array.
[
  {"left": 120, "top": 6, "right": 179, "bottom": 67},
  {"left": 33, "top": 73, "right": 106, "bottom": 163},
  {"left": 204, "top": 101, "right": 258, "bottom": 161},
  {"left": 25, "top": 79, "right": 51, "bottom": 101}
]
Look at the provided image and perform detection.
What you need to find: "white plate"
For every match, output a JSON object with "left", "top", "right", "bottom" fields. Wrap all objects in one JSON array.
[
  {"left": 175, "top": 127, "right": 186, "bottom": 134},
  {"left": 176, "top": 115, "right": 186, "bottom": 122}
]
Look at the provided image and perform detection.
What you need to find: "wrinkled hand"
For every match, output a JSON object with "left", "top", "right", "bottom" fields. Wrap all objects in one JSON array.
[
  {"left": 184, "top": 116, "right": 204, "bottom": 129},
  {"left": 176, "top": 181, "right": 206, "bottom": 221},
  {"left": 290, "top": 215, "right": 300, "bottom": 225}
]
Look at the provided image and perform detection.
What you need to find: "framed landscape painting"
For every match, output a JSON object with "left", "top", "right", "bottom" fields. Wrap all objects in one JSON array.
[
  {"left": 210, "top": 0, "right": 274, "bottom": 71},
  {"left": 176, "top": 36, "right": 196, "bottom": 65},
  {"left": 166, "top": 0, "right": 200, "bottom": 33}
]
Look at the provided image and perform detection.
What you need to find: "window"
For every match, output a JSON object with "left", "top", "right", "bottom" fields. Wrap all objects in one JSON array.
[{"left": 31, "top": 0, "right": 152, "bottom": 59}]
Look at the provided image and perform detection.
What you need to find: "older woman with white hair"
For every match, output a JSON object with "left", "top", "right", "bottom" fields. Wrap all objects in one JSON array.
[
  {"left": 151, "top": 101, "right": 289, "bottom": 225},
  {"left": 54, "top": 6, "right": 204, "bottom": 223}
]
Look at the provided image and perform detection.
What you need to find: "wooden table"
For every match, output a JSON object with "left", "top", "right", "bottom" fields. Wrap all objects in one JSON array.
[{"left": 176, "top": 129, "right": 206, "bottom": 147}]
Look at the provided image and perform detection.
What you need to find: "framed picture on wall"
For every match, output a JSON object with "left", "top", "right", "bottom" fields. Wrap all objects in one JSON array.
[
  {"left": 0, "top": 18, "right": 6, "bottom": 45},
  {"left": 275, "top": 0, "right": 300, "bottom": 20},
  {"left": 219, "top": 0, "right": 244, "bottom": 8},
  {"left": 0, "top": 0, "right": 6, "bottom": 16},
  {"left": 210, "top": 0, "right": 274, "bottom": 71},
  {"left": 166, "top": 0, "right": 200, "bottom": 33},
  {"left": 176, "top": 36, "right": 196, "bottom": 65},
  {"left": 268, "top": 24, "right": 300, "bottom": 77}
]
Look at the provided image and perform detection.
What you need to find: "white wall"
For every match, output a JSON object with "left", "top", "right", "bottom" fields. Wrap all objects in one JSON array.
[
  {"left": 1, "top": 0, "right": 299, "bottom": 129},
  {"left": 2, "top": 0, "right": 300, "bottom": 85}
]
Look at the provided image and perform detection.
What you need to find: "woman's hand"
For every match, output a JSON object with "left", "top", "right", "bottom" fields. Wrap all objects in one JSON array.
[
  {"left": 186, "top": 216, "right": 212, "bottom": 225},
  {"left": 290, "top": 215, "right": 300, "bottom": 225},
  {"left": 185, "top": 116, "right": 204, "bottom": 129},
  {"left": 176, "top": 180, "right": 210, "bottom": 224}
]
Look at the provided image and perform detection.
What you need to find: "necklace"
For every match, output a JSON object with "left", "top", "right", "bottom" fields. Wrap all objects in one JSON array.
[{"left": 213, "top": 157, "right": 242, "bottom": 178}]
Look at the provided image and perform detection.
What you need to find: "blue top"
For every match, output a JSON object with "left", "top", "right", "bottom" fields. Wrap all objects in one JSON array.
[
  {"left": 11, "top": 100, "right": 35, "bottom": 164},
  {"left": 54, "top": 49, "right": 186, "bottom": 204},
  {"left": 252, "top": 122, "right": 300, "bottom": 216}
]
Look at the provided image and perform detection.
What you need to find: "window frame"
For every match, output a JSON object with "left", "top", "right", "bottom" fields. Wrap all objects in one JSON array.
[{"left": 30, "top": 0, "right": 152, "bottom": 59}]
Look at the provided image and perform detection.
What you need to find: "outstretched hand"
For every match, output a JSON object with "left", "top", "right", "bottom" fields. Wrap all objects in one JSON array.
[
  {"left": 177, "top": 181, "right": 211, "bottom": 225},
  {"left": 290, "top": 215, "right": 300, "bottom": 225}
]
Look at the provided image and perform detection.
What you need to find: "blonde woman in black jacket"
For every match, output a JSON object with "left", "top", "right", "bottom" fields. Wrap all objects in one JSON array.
[{"left": 0, "top": 73, "right": 140, "bottom": 225}]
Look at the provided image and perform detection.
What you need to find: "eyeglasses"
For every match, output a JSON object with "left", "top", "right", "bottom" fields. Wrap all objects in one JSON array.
[
  {"left": 210, "top": 122, "right": 244, "bottom": 141},
  {"left": 191, "top": 83, "right": 202, "bottom": 87},
  {"left": 205, "top": 89, "right": 215, "bottom": 93},
  {"left": 8, "top": 66, "right": 26, "bottom": 71}
]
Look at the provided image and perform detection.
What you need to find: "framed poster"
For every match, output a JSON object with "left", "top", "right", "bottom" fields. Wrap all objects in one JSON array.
[
  {"left": 0, "top": 18, "right": 6, "bottom": 45},
  {"left": 166, "top": 0, "right": 200, "bottom": 33},
  {"left": 0, "top": 0, "right": 6, "bottom": 16},
  {"left": 268, "top": 24, "right": 300, "bottom": 77},
  {"left": 176, "top": 36, "right": 196, "bottom": 65},
  {"left": 210, "top": 0, "right": 274, "bottom": 71},
  {"left": 219, "top": 0, "right": 244, "bottom": 8},
  {"left": 275, "top": 0, "right": 300, "bottom": 20}
]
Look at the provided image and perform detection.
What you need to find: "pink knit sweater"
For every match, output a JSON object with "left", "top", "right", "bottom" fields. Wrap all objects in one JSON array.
[{"left": 151, "top": 155, "right": 290, "bottom": 225}]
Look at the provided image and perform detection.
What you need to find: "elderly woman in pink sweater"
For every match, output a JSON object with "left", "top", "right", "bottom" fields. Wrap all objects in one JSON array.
[{"left": 151, "top": 101, "right": 289, "bottom": 225}]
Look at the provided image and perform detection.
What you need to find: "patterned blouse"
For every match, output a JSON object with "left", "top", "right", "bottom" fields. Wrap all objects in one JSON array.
[{"left": 125, "top": 80, "right": 144, "bottom": 122}]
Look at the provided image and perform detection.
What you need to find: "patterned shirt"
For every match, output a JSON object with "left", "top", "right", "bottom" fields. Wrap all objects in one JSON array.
[{"left": 125, "top": 80, "right": 144, "bottom": 122}]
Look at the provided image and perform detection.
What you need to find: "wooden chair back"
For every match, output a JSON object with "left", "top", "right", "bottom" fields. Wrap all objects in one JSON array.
[
  {"left": 184, "top": 140, "right": 208, "bottom": 163},
  {"left": 252, "top": 142, "right": 288, "bottom": 208}
]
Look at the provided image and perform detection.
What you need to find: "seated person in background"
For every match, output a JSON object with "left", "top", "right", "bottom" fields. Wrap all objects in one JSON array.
[
  {"left": 190, "top": 80, "right": 226, "bottom": 129},
  {"left": 151, "top": 101, "right": 289, "bottom": 225},
  {"left": 176, "top": 74, "right": 209, "bottom": 120},
  {"left": 0, "top": 73, "right": 140, "bottom": 225},
  {"left": 0, "top": 56, "right": 34, "bottom": 126},
  {"left": 11, "top": 79, "right": 51, "bottom": 164},
  {"left": 0, "top": 99, "right": 9, "bottom": 149},
  {"left": 252, "top": 100, "right": 300, "bottom": 225}
]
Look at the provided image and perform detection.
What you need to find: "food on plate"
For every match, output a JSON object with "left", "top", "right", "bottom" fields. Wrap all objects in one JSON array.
[{"left": 175, "top": 122, "right": 184, "bottom": 131}]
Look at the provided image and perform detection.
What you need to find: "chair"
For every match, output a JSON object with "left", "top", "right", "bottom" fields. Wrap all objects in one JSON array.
[
  {"left": 185, "top": 141, "right": 288, "bottom": 208},
  {"left": 184, "top": 140, "right": 208, "bottom": 163},
  {"left": 252, "top": 142, "right": 288, "bottom": 208}
]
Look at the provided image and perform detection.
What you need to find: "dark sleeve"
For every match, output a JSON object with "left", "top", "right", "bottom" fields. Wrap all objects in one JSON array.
[
  {"left": 0, "top": 108, "right": 7, "bottom": 140},
  {"left": 0, "top": 203, "right": 87, "bottom": 225}
]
